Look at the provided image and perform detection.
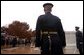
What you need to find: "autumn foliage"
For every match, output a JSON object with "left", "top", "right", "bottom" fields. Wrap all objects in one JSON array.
[{"left": 3, "top": 21, "right": 35, "bottom": 39}]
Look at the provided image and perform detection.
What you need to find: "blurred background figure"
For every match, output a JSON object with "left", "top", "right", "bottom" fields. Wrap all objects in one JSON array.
[
  {"left": 12, "top": 36, "right": 17, "bottom": 47},
  {"left": 1, "top": 34, "right": 5, "bottom": 46},
  {"left": 30, "top": 36, "right": 36, "bottom": 48},
  {"left": 75, "top": 26, "right": 83, "bottom": 55}
]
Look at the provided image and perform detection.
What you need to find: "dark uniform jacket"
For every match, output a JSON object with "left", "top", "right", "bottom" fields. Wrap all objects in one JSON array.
[
  {"left": 35, "top": 12, "right": 66, "bottom": 54},
  {"left": 76, "top": 30, "right": 83, "bottom": 49}
]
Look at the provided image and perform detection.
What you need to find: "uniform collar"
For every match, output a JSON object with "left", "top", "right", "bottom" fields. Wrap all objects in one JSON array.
[{"left": 45, "top": 12, "right": 51, "bottom": 15}]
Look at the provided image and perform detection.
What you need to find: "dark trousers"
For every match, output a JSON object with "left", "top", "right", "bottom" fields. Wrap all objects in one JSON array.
[
  {"left": 12, "top": 44, "right": 16, "bottom": 47},
  {"left": 41, "top": 50, "right": 50, "bottom": 55},
  {"left": 41, "top": 35, "right": 63, "bottom": 55},
  {"left": 41, "top": 47, "right": 63, "bottom": 55},
  {"left": 79, "top": 46, "right": 83, "bottom": 55},
  {"left": 77, "top": 44, "right": 83, "bottom": 55},
  {"left": 79, "top": 49, "right": 83, "bottom": 55}
]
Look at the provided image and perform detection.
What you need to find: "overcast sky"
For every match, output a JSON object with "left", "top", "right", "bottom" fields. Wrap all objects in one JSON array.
[{"left": 1, "top": 1, "right": 83, "bottom": 31}]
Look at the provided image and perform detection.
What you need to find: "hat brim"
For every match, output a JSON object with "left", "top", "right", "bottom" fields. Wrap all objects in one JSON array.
[
  {"left": 75, "top": 26, "right": 79, "bottom": 29},
  {"left": 43, "top": 3, "right": 53, "bottom": 7}
]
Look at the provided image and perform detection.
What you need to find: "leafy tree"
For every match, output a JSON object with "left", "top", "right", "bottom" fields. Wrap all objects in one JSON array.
[{"left": 6, "top": 21, "right": 32, "bottom": 39}]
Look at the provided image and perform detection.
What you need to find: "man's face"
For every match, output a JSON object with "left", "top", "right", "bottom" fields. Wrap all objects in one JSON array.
[
  {"left": 75, "top": 28, "right": 78, "bottom": 31},
  {"left": 44, "top": 5, "right": 52, "bottom": 12}
]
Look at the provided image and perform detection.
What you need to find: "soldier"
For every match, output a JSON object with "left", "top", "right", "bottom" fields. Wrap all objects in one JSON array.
[
  {"left": 75, "top": 26, "right": 83, "bottom": 55},
  {"left": 1, "top": 35, "right": 5, "bottom": 46},
  {"left": 35, "top": 3, "right": 66, "bottom": 55},
  {"left": 12, "top": 36, "right": 17, "bottom": 47}
]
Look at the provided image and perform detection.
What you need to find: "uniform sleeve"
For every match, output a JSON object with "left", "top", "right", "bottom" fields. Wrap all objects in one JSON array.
[
  {"left": 57, "top": 19, "right": 66, "bottom": 48},
  {"left": 35, "top": 16, "right": 41, "bottom": 47}
]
